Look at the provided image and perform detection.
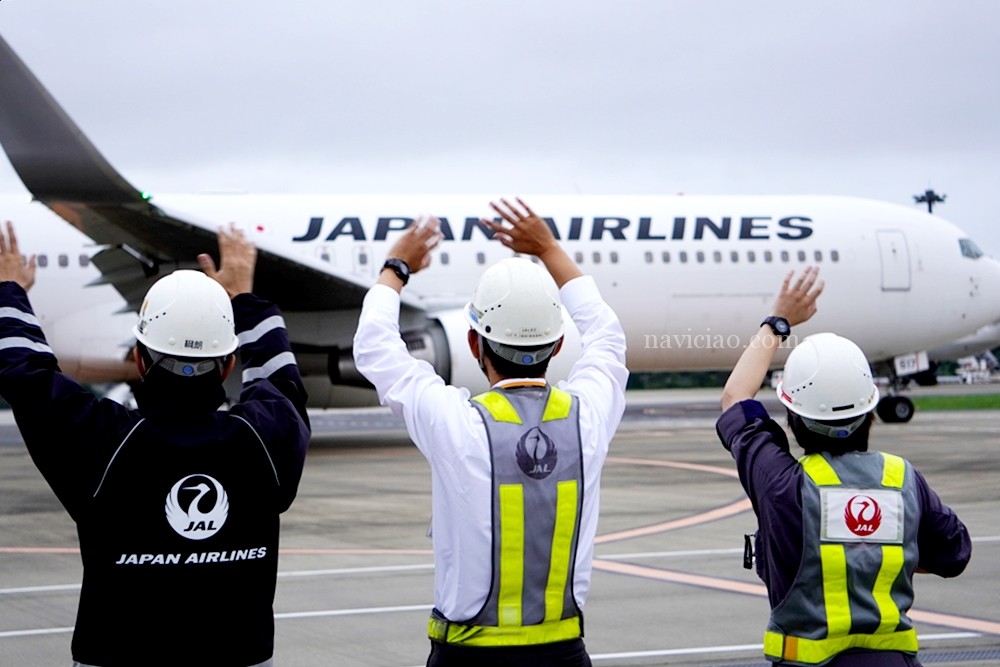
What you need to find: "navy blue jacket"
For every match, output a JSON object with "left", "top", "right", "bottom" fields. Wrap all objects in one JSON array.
[
  {"left": 717, "top": 400, "right": 970, "bottom": 607},
  {"left": 0, "top": 282, "right": 310, "bottom": 667}
]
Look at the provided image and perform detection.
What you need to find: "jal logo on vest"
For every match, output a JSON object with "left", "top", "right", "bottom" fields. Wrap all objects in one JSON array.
[
  {"left": 844, "top": 494, "right": 882, "bottom": 536},
  {"left": 516, "top": 426, "right": 558, "bottom": 479},
  {"left": 820, "top": 487, "right": 903, "bottom": 543},
  {"left": 165, "top": 474, "right": 230, "bottom": 540}
]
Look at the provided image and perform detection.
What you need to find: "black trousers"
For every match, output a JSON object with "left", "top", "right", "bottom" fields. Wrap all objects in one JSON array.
[{"left": 426, "top": 638, "right": 592, "bottom": 667}]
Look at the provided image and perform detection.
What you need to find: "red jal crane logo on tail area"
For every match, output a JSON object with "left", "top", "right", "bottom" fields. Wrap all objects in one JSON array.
[{"left": 844, "top": 494, "right": 882, "bottom": 536}]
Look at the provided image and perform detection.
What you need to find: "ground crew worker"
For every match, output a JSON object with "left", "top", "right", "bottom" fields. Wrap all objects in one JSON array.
[
  {"left": 717, "top": 266, "right": 971, "bottom": 666},
  {"left": 353, "top": 198, "right": 628, "bottom": 666},
  {"left": 0, "top": 221, "right": 310, "bottom": 667}
]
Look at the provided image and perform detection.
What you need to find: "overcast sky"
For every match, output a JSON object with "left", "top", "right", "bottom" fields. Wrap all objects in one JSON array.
[{"left": 2, "top": 1, "right": 999, "bottom": 252}]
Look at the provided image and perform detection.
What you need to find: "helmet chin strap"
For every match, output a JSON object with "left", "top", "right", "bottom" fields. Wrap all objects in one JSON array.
[
  {"left": 800, "top": 414, "right": 868, "bottom": 439},
  {"left": 145, "top": 349, "right": 224, "bottom": 378},
  {"left": 483, "top": 338, "right": 558, "bottom": 366}
]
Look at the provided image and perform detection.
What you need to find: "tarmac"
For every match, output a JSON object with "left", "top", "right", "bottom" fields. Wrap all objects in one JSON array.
[{"left": 0, "top": 386, "right": 998, "bottom": 666}]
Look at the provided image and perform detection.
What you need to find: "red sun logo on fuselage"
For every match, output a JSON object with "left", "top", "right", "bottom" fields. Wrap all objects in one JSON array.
[{"left": 844, "top": 494, "right": 882, "bottom": 536}]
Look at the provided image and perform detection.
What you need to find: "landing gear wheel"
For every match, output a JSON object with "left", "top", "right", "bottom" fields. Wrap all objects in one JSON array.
[{"left": 876, "top": 396, "right": 914, "bottom": 423}]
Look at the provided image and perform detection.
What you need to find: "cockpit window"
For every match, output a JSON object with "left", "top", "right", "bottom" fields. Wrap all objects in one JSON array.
[{"left": 959, "top": 238, "right": 983, "bottom": 259}]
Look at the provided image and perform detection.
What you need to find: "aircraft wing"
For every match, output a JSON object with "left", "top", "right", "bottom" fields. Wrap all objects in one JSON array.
[{"left": 0, "top": 34, "right": 367, "bottom": 313}]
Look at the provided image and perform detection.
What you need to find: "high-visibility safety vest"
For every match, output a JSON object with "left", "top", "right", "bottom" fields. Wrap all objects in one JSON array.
[
  {"left": 763, "top": 451, "right": 921, "bottom": 665},
  {"left": 428, "top": 384, "right": 585, "bottom": 647}
]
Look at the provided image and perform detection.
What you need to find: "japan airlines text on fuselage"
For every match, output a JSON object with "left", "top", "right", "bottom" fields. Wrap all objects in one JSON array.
[{"left": 153, "top": 193, "right": 1000, "bottom": 385}]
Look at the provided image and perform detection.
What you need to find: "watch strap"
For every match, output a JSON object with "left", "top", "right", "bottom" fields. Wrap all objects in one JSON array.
[
  {"left": 760, "top": 316, "right": 790, "bottom": 341},
  {"left": 382, "top": 258, "right": 411, "bottom": 285}
]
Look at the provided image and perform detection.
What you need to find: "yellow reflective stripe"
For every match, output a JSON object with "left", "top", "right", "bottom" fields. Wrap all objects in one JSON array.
[
  {"left": 874, "top": 545, "right": 904, "bottom": 633},
  {"left": 763, "top": 629, "right": 919, "bottom": 664},
  {"left": 498, "top": 484, "right": 524, "bottom": 627},
  {"left": 820, "top": 544, "right": 851, "bottom": 636},
  {"left": 881, "top": 452, "right": 905, "bottom": 488},
  {"left": 428, "top": 614, "right": 582, "bottom": 647},
  {"left": 763, "top": 631, "right": 786, "bottom": 660},
  {"left": 544, "top": 480, "right": 578, "bottom": 622},
  {"left": 800, "top": 454, "right": 842, "bottom": 486},
  {"left": 542, "top": 388, "right": 572, "bottom": 422},
  {"left": 472, "top": 392, "right": 523, "bottom": 424}
]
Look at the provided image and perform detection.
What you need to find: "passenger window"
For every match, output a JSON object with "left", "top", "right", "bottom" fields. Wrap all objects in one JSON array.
[
  {"left": 764, "top": 250, "right": 773, "bottom": 263},
  {"left": 747, "top": 250, "right": 756, "bottom": 263},
  {"left": 780, "top": 251, "right": 789, "bottom": 263},
  {"left": 679, "top": 251, "right": 688, "bottom": 263},
  {"left": 831, "top": 249, "right": 840, "bottom": 262},
  {"left": 79, "top": 254, "right": 90, "bottom": 267},
  {"left": 476, "top": 252, "right": 486, "bottom": 265},
  {"left": 814, "top": 250, "right": 823, "bottom": 262},
  {"left": 440, "top": 252, "right": 450, "bottom": 265},
  {"left": 662, "top": 251, "right": 670, "bottom": 263},
  {"left": 797, "top": 250, "right": 806, "bottom": 262},
  {"left": 37, "top": 255, "right": 48, "bottom": 268},
  {"left": 592, "top": 252, "right": 601, "bottom": 264},
  {"left": 610, "top": 251, "right": 619, "bottom": 264},
  {"left": 575, "top": 252, "right": 584, "bottom": 264},
  {"left": 696, "top": 251, "right": 705, "bottom": 263},
  {"left": 644, "top": 251, "right": 653, "bottom": 264},
  {"left": 730, "top": 251, "right": 739, "bottom": 263}
]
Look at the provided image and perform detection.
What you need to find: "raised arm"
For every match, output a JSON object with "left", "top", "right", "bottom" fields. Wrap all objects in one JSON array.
[
  {"left": 197, "top": 223, "right": 257, "bottom": 298},
  {"left": 482, "top": 198, "right": 583, "bottom": 288},
  {"left": 377, "top": 216, "right": 443, "bottom": 293},
  {"left": 0, "top": 220, "right": 37, "bottom": 290},
  {"left": 720, "top": 267, "right": 823, "bottom": 412}
]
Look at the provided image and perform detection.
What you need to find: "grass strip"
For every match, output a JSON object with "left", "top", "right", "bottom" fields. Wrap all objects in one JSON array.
[{"left": 911, "top": 394, "right": 1000, "bottom": 411}]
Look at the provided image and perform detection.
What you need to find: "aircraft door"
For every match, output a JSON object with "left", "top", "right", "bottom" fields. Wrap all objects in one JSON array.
[
  {"left": 876, "top": 230, "right": 911, "bottom": 291},
  {"left": 353, "top": 245, "right": 374, "bottom": 277}
]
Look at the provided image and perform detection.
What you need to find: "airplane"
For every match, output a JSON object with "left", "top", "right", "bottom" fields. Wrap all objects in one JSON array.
[
  {"left": 927, "top": 321, "right": 1000, "bottom": 364},
  {"left": 2, "top": 33, "right": 1000, "bottom": 423}
]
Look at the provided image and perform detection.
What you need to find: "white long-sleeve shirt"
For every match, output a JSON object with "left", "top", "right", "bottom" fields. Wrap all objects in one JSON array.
[{"left": 353, "top": 275, "right": 628, "bottom": 621}]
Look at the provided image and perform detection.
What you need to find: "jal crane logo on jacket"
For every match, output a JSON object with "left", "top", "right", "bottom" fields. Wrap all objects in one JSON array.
[
  {"left": 165, "top": 474, "right": 229, "bottom": 540},
  {"left": 515, "top": 426, "right": 558, "bottom": 479}
]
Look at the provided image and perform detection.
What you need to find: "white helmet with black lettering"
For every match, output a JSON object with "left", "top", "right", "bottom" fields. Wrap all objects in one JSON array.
[
  {"left": 465, "top": 257, "right": 564, "bottom": 366},
  {"left": 777, "top": 332, "right": 879, "bottom": 437},
  {"left": 133, "top": 270, "right": 238, "bottom": 375}
]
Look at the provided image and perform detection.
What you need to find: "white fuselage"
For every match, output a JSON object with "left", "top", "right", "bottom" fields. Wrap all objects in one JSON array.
[{"left": 6, "top": 193, "right": 1000, "bottom": 393}]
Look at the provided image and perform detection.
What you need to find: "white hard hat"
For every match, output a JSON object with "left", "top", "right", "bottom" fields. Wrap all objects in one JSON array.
[
  {"left": 777, "top": 332, "right": 879, "bottom": 421},
  {"left": 132, "top": 270, "right": 239, "bottom": 359},
  {"left": 465, "top": 257, "right": 564, "bottom": 348}
]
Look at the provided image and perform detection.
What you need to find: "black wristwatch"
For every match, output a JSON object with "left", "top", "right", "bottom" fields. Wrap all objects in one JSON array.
[
  {"left": 382, "top": 258, "right": 411, "bottom": 285},
  {"left": 761, "top": 316, "right": 790, "bottom": 341}
]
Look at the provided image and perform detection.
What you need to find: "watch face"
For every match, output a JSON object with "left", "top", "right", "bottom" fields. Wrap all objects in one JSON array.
[{"left": 775, "top": 319, "right": 790, "bottom": 334}]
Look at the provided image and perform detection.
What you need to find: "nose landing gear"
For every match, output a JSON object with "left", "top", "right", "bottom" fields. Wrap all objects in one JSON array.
[{"left": 876, "top": 395, "right": 915, "bottom": 423}]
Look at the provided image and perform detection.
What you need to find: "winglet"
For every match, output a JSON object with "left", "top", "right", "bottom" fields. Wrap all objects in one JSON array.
[{"left": 0, "top": 34, "right": 144, "bottom": 203}]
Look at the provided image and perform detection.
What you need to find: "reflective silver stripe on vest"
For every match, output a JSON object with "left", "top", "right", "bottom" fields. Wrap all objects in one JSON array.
[
  {"left": 466, "top": 386, "right": 584, "bottom": 635},
  {"left": 764, "top": 451, "right": 920, "bottom": 664}
]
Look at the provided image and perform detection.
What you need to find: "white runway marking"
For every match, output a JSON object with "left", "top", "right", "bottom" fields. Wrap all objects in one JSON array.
[
  {"left": 588, "top": 633, "right": 980, "bottom": 662},
  {"left": 392, "top": 633, "right": 983, "bottom": 667},
  {"left": 275, "top": 604, "right": 432, "bottom": 620}
]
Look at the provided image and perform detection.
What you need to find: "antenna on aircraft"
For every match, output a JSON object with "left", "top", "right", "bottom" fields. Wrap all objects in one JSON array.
[{"left": 914, "top": 188, "right": 946, "bottom": 213}]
